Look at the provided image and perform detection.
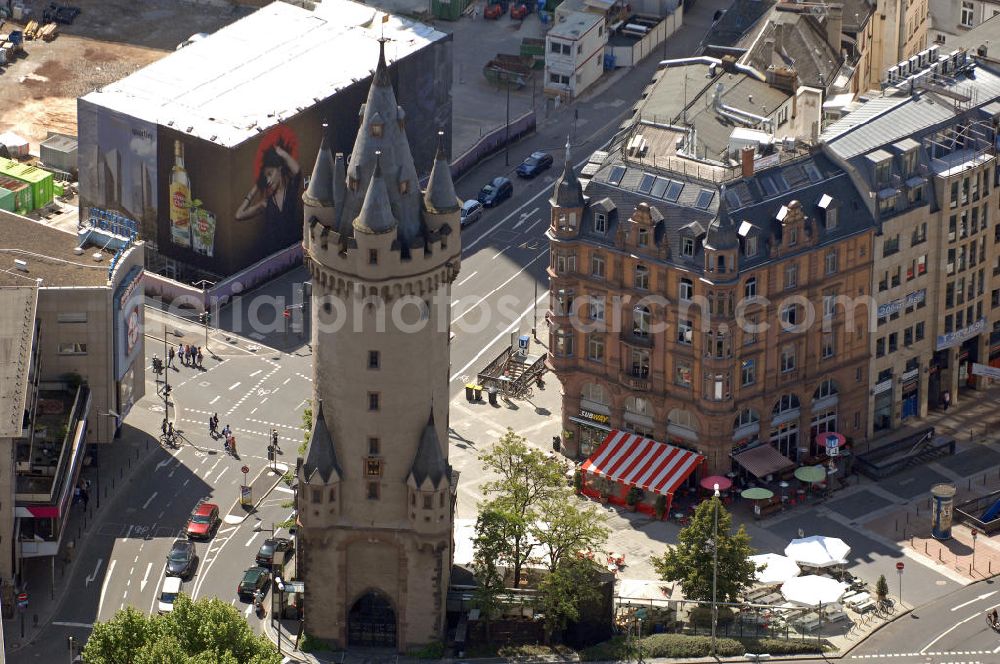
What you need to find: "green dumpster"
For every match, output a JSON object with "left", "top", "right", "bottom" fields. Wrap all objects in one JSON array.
[
  {"left": 0, "top": 186, "right": 13, "bottom": 212},
  {"left": 432, "top": 0, "right": 470, "bottom": 21}
]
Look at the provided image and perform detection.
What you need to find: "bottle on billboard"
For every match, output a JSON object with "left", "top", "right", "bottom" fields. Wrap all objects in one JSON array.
[
  {"left": 169, "top": 140, "right": 192, "bottom": 247},
  {"left": 191, "top": 198, "right": 217, "bottom": 257}
]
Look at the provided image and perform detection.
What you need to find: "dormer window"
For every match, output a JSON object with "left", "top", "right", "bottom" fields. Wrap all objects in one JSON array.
[
  {"left": 717, "top": 255, "right": 726, "bottom": 272},
  {"left": 371, "top": 121, "right": 384, "bottom": 137},
  {"left": 745, "top": 236, "right": 758, "bottom": 257},
  {"left": 399, "top": 179, "right": 410, "bottom": 195},
  {"left": 875, "top": 159, "right": 891, "bottom": 187},
  {"left": 638, "top": 228, "right": 649, "bottom": 247},
  {"left": 902, "top": 149, "right": 917, "bottom": 176},
  {"left": 682, "top": 237, "right": 695, "bottom": 257},
  {"left": 594, "top": 213, "right": 607, "bottom": 233},
  {"left": 826, "top": 207, "right": 838, "bottom": 230},
  {"left": 787, "top": 227, "right": 798, "bottom": 247}
]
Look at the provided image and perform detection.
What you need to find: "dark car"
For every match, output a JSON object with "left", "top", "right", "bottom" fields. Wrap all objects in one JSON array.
[
  {"left": 516, "top": 151, "right": 553, "bottom": 178},
  {"left": 186, "top": 501, "right": 220, "bottom": 540},
  {"left": 165, "top": 539, "right": 197, "bottom": 579},
  {"left": 478, "top": 177, "right": 513, "bottom": 208},
  {"left": 256, "top": 537, "right": 294, "bottom": 567},
  {"left": 237, "top": 566, "right": 271, "bottom": 601}
]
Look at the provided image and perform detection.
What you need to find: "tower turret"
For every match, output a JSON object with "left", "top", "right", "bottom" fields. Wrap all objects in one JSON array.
[
  {"left": 303, "top": 124, "right": 336, "bottom": 228},
  {"left": 549, "top": 137, "right": 586, "bottom": 238},
  {"left": 423, "top": 131, "right": 460, "bottom": 235}
]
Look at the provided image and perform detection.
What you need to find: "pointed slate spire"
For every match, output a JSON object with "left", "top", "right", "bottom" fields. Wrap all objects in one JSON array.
[
  {"left": 302, "top": 400, "right": 340, "bottom": 483},
  {"left": 424, "top": 130, "right": 460, "bottom": 213},
  {"left": 304, "top": 123, "right": 335, "bottom": 207},
  {"left": 550, "top": 135, "right": 585, "bottom": 208},
  {"left": 374, "top": 36, "right": 391, "bottom": 88},
  {"left": 704, "top": 184, "right": 739, "bottom": 250},
  {"left": 354, "top": 152, "right": 398, "bottom": 234},
  {"left": 408, "top": 408, "right": 449, "bottom": 488}
]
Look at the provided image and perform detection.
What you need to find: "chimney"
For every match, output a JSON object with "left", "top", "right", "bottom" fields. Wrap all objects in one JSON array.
[
  {"left": 741, "top": 147, "right": 755, "bottom": 178},
  {"left": 825, "top": 5, "right": 843, "bottom": 55},
  {"left": 774, "top": 22, "right": 784, "bottom": 53}
]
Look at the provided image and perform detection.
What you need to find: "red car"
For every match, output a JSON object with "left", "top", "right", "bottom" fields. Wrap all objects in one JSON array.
[{"left": 186, "top": 501, "right": 220, "bottom": 540}]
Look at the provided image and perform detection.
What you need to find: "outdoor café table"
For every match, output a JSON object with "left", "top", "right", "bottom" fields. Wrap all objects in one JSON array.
[{"left": 845, "top": 592, "right": 870, "bottom": 606}]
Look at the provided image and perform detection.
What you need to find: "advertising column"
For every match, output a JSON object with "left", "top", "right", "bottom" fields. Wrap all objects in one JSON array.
[{"left": 930, "top": 483, "right": 957, "bottom": 540}]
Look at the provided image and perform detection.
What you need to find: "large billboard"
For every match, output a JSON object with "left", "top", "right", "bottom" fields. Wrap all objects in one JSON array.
[
  {"left": 114, "top": 265, "right": 144, "bottom": 381},
  {"left": 78, "top": 100, "right": 158, "bottom": 240}
]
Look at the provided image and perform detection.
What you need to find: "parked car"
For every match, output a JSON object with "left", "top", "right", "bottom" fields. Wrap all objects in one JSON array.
[
  {"left": 185, "top": 501, "right": 220, "bottom": 540},
  {"left": 158, "top": 576, "right": 182, "bottom": 614},
  {"left": 516, "top": 151, "right": 553, "bottom": 178},
  {"left": 478, "top": 177, "right": 513, "bottom": 207},
  {"left": 165, "top": 539, "right": 197, "bottom": 578},
  {"left": 256, "top": 537, "right": 294, "bottom": 568},
  {"left": 237, "top": 566, "right": 272, "bottom": 601},
  {"left": 460, "top": 200, "right": 484, "bottom": 227}
]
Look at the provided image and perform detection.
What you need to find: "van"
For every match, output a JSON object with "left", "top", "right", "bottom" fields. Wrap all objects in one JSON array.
[{"left": 158, "top": 576, "right": 183, "bottom": 613}]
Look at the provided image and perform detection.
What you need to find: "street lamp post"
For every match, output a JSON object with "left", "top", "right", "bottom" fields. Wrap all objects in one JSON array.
[
  {"left": 67, "top": 636, "right": 75, "bottom": 664},
  {"left": 193, "top": 280, "right": 215, "bottom": 355},
  {"left": 896, "top": 562, "right": 904, "bottom": 605},
  {"left": 711, "top": 482, "right": 720, "bottom": 656},
  {"left": 972, "top": 529, "right": 979, "bottom": 573},
  {"left": 505, "top": 82, "right": 511, "bottom": 167}
]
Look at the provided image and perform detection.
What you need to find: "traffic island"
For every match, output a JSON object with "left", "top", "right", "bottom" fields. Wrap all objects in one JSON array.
[{"left": 223, "top": 463, "right": 288, "bottom": 525}]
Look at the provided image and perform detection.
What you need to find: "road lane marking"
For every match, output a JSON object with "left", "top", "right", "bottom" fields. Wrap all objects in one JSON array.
[
  {"left": 249, "top": 369, "right": 262, "bottom": 377},
  {"left": 275, "top": 485, "right": 295, "bottom": 494},
  {"left": 209, "top": 395, "right": 220, "bottom": 405},
  {"left": 246, "top": 531, "right": 261, "bottom": 547},
  {"left": 140, "top": 562, "right": 153, "bottom": 592},
  {"left": 283, "top": 377, "right": 291, "bottom": 385},
  {"left": 450, "top": 291, "right": 548, "bottom": 382},
  {"left": 123, "top": 525, "right": 134, "bottom": 541},
  {"left": 511, "top": 207, "right": 539, "bottom": 229},
  {"left": 158, "top": 511, "right": 165, "bottom": 519},
  {"left": 155, "top": 459, "right": 172, "bottom": 472},
  {"left": 456, "top": 270, "right": 478, "bottom": 287},
  {"left": 522, "top": 218, "right": 545, "bottom": 235},
  {"left": 921, "top": 611, "right": 979, "bottom": 653},
  {"left": 250, "top": 407, "right": 258, "bottom": 414},
  {"left": 951, "top": 591, "right": 997, "bottom": 611},
  {"left": 216, "top": 466, "right": 229, "bottom": 483},
  {"left": 228, "top": 382, "right": 241, "bottom": 391},
  {"left": 97, "top": 559, "right": 116, "bottom": 617},
  {"left": 182, "top": 479, "right": 189, "bottom": 487},
  {"left": 491, "top": 248, "right": 508, "bottom": 260},
  {"left": 52, "top": 622, "right": 93, "bottom": 628},
  {"left": 451, "top": 250, "right": 548, "bottom": 324},
  {"left": 244, "top": 604, "right": 253, "bottom": 617},
  {"left": 142, "top": 492, "right": 158, "bottom": 510},
  {"left": 261, "top": 397, "right": 268, "bottom": 404}
]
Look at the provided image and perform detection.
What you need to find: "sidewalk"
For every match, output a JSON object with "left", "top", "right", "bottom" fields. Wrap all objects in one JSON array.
[{"left": 2, "top": 392, "right": 168, "bottom": 653}]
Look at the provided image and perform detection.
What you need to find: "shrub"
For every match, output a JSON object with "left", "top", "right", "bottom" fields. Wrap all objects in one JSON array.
[
  {"left": 626, "top": 487, "right": 642, "bottom": 506},
  {"left": 409, "top": 641, "right": 445, "bottom": 659},
  {"left": 298, "top": 633, "right": 331, "bottom": 653},
  {"left": 876, "top": 574, "right": 889, "bottom": 599},
  {"left": 741, "top": 638, "right": 827, "bottom": 654},
  {"left": 640, "top": 633, "right": 743, "bottom": 658},
  {"left": 654, "top": 495, "right": 667, "bottom": 519}
]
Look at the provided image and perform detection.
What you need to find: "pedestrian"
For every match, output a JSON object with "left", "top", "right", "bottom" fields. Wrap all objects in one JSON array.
[
  {"left": 167, "top": 421, "right": 174, "bottom": 440},
  {"left": 178, "top": 343, "right": 184, "bottom": 364},
  {"left": 942, "top": 391, "right": 951, "bottom": 410},
  {"left": 81, "top": 490, "right": 89, "bottom": 510},
  {"left": 230, "top": 434, "right": 237, "bottom": 457},
  {"left": 197, "top": 347, "right": 203, "bottom": 367},
  {"left": 161, "top": 418, "right": 168, "bottom": 436},
  {"left": 168, "top": 347, "right": 175, "bottom": 367},
  {"left": 73, "top": 485, "right": 81, "bottom": 505}
]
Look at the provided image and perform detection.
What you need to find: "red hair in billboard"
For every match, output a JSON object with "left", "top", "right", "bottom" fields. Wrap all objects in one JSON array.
[{"left": 236, "top": 125, "right": 303, "bottom": 235}]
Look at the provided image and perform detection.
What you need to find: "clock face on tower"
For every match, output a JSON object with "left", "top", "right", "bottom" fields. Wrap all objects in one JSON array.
[{"left": 365, "top": 456, "right": 383, "bottom": 477}]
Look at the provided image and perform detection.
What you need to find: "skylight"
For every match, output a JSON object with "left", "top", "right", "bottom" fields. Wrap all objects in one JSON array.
[{"left": 608, "top": 165, "right": 626, "bottom": 186}]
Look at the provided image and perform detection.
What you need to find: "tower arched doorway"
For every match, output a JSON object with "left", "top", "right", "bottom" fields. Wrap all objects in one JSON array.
[{"left": 348, "top": 591, "right": 397, "bottom": 648}]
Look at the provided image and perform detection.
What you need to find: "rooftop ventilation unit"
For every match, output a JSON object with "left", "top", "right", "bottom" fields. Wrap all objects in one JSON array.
[
  {"left": 92, "top": 252, "right": 104, "bottom": 262},
  {"left": 73, "top": 247, "right": 84, "bottom": 255},
  {"left": 13, "top": 259, "right": 27, "bottom": 271}
]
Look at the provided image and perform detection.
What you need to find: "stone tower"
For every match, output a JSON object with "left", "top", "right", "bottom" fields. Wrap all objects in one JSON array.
[{"left": 297, "top": 39, "right": 461, "bottom": 651}]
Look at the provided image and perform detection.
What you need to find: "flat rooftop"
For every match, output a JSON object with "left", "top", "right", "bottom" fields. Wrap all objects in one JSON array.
[
  {"left": 0, "top": 211, "right": 117, "bottom": 288},
  {"left": 79, "top": 0, "right": 447, "bottom": 148},
  {"left": 549, "top": 11, "right": 603, "bottom": 40}
]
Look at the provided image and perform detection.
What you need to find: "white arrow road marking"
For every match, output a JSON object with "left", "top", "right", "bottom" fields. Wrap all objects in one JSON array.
[
  {"left": 244, "top": 604, "right": 253, "bottom": 618},
  {"left": 155, "top": 459, "right": 172, "bottom": 472},
  {"left": 142, "top": 492, "right": 158, "bottom": 510},
  {"left": 511, "top": 207, "right": 540, "bottom": 229},
  {"left": 97, "top": 559, "right": 115, "bottom": 617},
  {"left": 921, "top": 611, "right": 979, "bottom": 653},
  {"left": 139, "top": 562, "right": 153, "bottom": 593},
  {"left": 85, "top": 558, "right": 104, "bottom": 586},
  {"left": 951, "top": 591, "right": 997, "bottom": 611}
]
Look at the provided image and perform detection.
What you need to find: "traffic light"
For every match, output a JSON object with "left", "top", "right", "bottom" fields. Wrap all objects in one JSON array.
[
  {"left": 199, "top": 311, "right": 211, "bottom": 325},
  {"left": 267, "top": 446, "right": 275, "bottom": 461}
]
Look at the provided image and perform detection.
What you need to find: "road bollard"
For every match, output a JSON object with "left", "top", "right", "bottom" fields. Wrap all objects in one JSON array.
[
  {"left": 939, "top": 548, "right": 943, "bottom": 561},
  {"left": 990, "top": 560, "right": 993, "bottom": 574},
  {"left": 925, "top": 541, "right": 929, "bottom": 553}
]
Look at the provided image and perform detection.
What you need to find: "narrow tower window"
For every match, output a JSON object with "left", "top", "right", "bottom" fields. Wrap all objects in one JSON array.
[
  {"left": 368, "top": 351, "right": 380, "bottom": 369},
  {"left": 369, "top": 249, "right": 378, "bottom": 265},
  {"left": 367, "top": 482, "right": 380, "bottom": 500},
  {"left": 368, "top": 437, "right": 380, "bottom": 454},
  {"left": 368, "top": 392, "right": 380, "bottom": 411}
]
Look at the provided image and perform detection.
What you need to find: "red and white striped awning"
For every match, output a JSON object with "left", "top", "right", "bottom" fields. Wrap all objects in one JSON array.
[{"left": 581, "top": 430, "right": 705, "bottom": 496}]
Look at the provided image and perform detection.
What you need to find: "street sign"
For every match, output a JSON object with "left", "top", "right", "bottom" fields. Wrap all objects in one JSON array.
[
  {"left": 241, "top": 465, "right": 250, "bottom": 475},
  {"left": 240, "top": 485, "right": 252, "bottom": 506},
  {"left": 896, "top": 562, "right": 904, "bottom": 571},
  {"left": 972, "top": 528, "right": 979, "bottom": 539},
  {"left": 16, "top": 592, "right": 27, "bottom": 609}
]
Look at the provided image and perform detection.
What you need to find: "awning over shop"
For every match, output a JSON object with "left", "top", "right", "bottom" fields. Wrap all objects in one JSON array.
[
  {"left": 733, "top": 444, "right": 795, "bottom": 479},
  {"left": 581, "top": 430, "right": 704, "bottom": 496}
]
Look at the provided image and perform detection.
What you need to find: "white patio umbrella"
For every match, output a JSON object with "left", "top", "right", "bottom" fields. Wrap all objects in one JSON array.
[
  {"left": 780, "top": 575, "right": 848, "bottom": 607},
  {"left": 784, "top": 535, "right": 851, "bottom": 568},
  {"left": 750, "top": 553, "right": 801, "bottom": 585}
]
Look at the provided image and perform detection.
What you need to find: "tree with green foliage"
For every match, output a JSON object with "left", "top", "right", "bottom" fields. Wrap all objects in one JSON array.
[
  {"left": 478, "top": 429, "right": 566, "bottom": 587},
  {"left": 298, "top": 402, "right": 313, "bottom": 457},
  {"left": 875, "top": 574, "right": 889, "bottom": 601},
  {"left": 472, "top": 507, "right": 515, "bottom": 642},
  {"left": 82, "top": 595, "right": 280, "bottom": 664},
  {"left": 531, "top": 496, "right": 609, "bottom": 573},
  {"left": 651, "top": 497, "right": 757, "bottom": 603},
  {"left": 533, "top": 556, "right": 601, "bottom": 644}
]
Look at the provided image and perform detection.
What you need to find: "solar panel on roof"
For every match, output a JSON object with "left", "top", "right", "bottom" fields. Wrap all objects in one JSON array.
[
  {"left": 664, "top": 180, "right": 683, "bottom": 202},
  {"left": 608, "top": 165, "right": 626, "bottom": 186},
  {"left": 650, "top": 177, "right": 669, "bottom": 198},
  {"left": 803, "top": 162, "right": 822, "bottom": 183},
  {"left": 694, "top": 189, "right": 714, "bottom": 209},
  {"left": 783, "top": 166, "right": 809, "bottom": 188},
  {"left": 637, "top": 173, "right": 656, "bottom": 194}
]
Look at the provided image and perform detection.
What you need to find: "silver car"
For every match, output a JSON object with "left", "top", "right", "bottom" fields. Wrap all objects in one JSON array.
[{"left": 460, "top": 200, "right": 484, "bottom": 227}]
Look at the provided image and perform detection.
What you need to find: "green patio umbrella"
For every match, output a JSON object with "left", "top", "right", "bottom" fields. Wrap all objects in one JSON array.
[
  {"left": 794, "top": 466, "right": 827, "bottom": 483},
  {"left": 741, "top": 487, "right": 774, "bottom": 500}
]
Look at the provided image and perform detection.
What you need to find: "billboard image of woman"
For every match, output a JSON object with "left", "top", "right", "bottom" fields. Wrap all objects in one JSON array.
[{"left": 236, "top": 125, "right": 303, "bottom": 248}]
